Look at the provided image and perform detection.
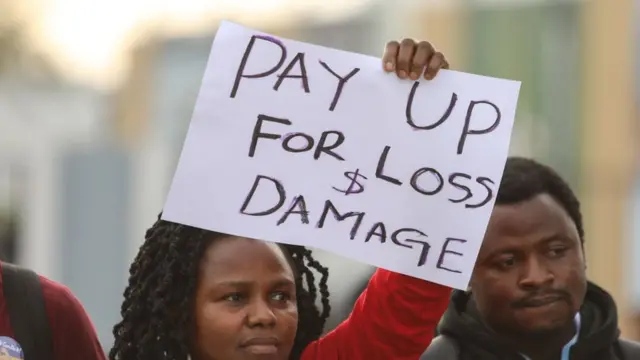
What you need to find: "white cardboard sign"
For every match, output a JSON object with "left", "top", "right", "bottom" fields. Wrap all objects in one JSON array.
[{"left": 162, "top": 21, "right": 521, "bottom": 290}]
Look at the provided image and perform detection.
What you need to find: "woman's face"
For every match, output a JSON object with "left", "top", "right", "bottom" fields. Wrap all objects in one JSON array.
[{"left": 192, "top": 236, "right": 298, "bottom": 360}]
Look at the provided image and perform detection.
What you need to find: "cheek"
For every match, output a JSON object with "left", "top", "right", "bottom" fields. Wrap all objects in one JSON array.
[
  {"left": 194, "top": 303, "right": 244, "bottom": 356},
  {"left": 472, "top": 273, "right": 517, "bottom": 312},
  {"left": 550, "top": 252, "right": 585, "bottom": 282},
  {"left": 277, "top": 305, "right": 299, "bottom": 340},
  {"left": 554, "top": 257, "right": 587, "bottom": 306}
]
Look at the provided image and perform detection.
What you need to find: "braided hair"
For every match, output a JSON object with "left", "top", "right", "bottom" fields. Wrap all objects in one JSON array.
[{"left": 109, "top": 215, "right": 331, "bottom": 360}]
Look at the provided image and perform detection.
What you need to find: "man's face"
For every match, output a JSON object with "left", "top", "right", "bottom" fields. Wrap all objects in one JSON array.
[{"left": 470, "top": 193, "right": 587, "bottom": 337}]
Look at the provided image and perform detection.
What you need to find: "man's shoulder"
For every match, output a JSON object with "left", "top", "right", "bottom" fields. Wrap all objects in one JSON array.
[
  {"left": 619, "top": 337, "right": 640, "bottom": 358},
  {"left": 420, "top": 335, "right": 459, "bottom": 360},
  {"left": 620, "top": 338, "right": 640, "bottom": 346}
]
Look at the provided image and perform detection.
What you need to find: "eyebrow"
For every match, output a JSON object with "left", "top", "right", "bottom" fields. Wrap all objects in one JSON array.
[
  {"left": 485, "top": 234, "right": 574, "bottom": 259},
  {"left": 214, "top": 278, "right": 295, "bottom": 289}
]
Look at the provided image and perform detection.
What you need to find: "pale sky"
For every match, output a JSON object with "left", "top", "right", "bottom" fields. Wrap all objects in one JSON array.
[{"left": 16, "top": 0, "right": 374, "bottom": 89}]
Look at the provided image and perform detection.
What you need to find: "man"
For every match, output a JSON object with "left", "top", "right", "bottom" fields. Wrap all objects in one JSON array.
[
  {"left": 421, "top": 157, "right": 640, "bottom": 359},
  {"left": 0, "top": 262, "right": 106, "bottom": 359}
]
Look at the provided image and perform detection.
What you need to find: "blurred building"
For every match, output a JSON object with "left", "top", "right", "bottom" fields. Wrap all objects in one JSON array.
[
  {"left": 0, "top": 74, "right": 126, "bottom": 345},
  {"left": 629, "top": 0, "right": 640, "bottom": 338}
]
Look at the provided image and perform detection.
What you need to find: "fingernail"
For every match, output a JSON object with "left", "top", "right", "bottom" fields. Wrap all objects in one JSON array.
[
  {"left": 410, "top": 72, "right": 419, "bottom": 80},
  {"left": 398, "top": 70, "right": 407, "bottom": 78},
  {"left": 385, "top": 62, "right": 394, "bottom": 71}
]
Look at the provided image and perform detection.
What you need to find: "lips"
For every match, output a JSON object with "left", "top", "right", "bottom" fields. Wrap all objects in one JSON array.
[
  {"left": 520, "top": 295, "right": 563, "bottom": 307},
  {"left": 240, "top": 337, "right": 280, "bottom": 355}
]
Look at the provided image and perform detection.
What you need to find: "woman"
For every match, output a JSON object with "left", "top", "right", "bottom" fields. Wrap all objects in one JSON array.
[{"left": 110, "top": 38, "right": 451, "bottom": 360}]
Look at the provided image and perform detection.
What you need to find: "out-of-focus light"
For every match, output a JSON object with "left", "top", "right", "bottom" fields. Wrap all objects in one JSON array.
[{"left": 22, "top": 0, "right": 375, "bottom": 89}]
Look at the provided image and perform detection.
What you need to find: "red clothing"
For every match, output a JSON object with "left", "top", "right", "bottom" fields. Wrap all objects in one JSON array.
[
  {"left": 302, "top": 268, "right": 451, "bottom": 359},
  {"left": 0, "top": 265, "right": 106, "bottom": 360}
]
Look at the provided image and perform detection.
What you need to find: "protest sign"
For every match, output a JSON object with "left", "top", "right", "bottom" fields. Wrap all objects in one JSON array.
[{"left": 162, "top": 21, "right": 521, "bottom": 290}]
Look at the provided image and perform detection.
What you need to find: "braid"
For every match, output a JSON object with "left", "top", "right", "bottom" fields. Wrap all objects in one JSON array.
[
  {"left": 282, "top": 245, "right": 331, "bottom": 359},
  {"left": 110, "top": 216, "right": 331, "bottom": 360},
  {"left": 110, "top": 216, "right": 212, "bottom": 360}
]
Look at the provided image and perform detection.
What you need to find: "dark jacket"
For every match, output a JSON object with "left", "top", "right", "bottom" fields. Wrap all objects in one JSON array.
[{"left": 421, "top": 282, "right": 640, "bottom": 360}]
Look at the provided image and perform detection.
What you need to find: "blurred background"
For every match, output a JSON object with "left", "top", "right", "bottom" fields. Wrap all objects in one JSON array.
[{"left": 0, "top": 0, "right": 638, "bottom": 351}]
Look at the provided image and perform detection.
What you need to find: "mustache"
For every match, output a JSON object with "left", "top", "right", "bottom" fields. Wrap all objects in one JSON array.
[{"left": 511, "top": 289, "right": 571, "bottom": 308}]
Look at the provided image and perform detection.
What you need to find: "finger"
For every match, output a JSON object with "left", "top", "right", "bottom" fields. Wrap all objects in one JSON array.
[
  {"left": 382, "top": 41, "right": 400, "bottom": 72},
  {"left": 396, "top": 38, "right": 416, "bottom": 79},
  {"left": 410, "top": 41, "right": 435, "bottom": 80},
  {"left": 424, "top": 51, "right": 446, "bottom": 80}
]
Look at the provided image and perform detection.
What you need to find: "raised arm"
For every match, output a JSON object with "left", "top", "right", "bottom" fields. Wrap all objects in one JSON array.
[{"left": 302, "top": 268, "right": 451, "bottom": 359}]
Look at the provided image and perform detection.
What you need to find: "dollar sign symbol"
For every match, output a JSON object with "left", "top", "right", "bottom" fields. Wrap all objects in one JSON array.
[{"left": 332, "top": 169, "right": 368, "bottom": 195}]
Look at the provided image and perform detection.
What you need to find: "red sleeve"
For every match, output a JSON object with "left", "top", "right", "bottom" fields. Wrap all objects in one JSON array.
[
  {"left": 301, "top": 269, "right": 451, "bottom": 360},
  {"left": 40, "top": 277, "right": 107, "bottom": 360}
]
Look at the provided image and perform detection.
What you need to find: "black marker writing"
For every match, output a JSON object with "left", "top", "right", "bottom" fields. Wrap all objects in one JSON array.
[
  {"left": 373, "top": 145, "right": 496, "bottom": 208},
  {"left": 229, "top": 36, "right": 360, "bottom": 111},
  {"left": 437, "top": 237, "right": 467, "bottom": 273},
  {"left": 365, "top": 222, "right": 386, "bottom": 243},
  {"left": 448, "top": 172, "right": 473, "bottom": 204},
  {"left": 319, "top": 60, "right": 360, "bottom": 111},
  {"left": 248, "top": 114, "right": 291, "bottom": 158},
  {"left": 332, "top": 169, "right": 367, "bottom": 195},
  {"left": 404, "top": 81, "right": 502, "bottom": 155},
  {"left": 410, "top": 168, "right": 444, "bottom": 196},
  {"left": 239, "top": 175, "right": 286, "bottom": 216},
  {"left": 248, "top": 114, "right": 346, "bottom": 161},
  {"left": 316, "top": 200, "right": 365, "bottom": 240},
  {"left": 238, "top": 177, "right": 471, "bottom": 271},
  {"left": 274, "top": 52, "right": 309, "bottom": 92},
  {"left": 457, "top": 100, "right": 501, "bottom": 155},
  {"left": 231, "top": 35, "right": 287, "bottom": 98},
  {"left": 315, "top": 131, "right": 345, "bottom": 161},
  {"left": 230, "top": 33, "right": 507, "bottom": 280},
  {"left": 391, "top": 228, "right": 431, "bottom": 267},
  {"left": 406, "top": 82, "right": 458, "bottom": 130},
  {"left": 466, "top": 177, "right": 495, "bottom": 209},
  {"left": 375, "top": 146, "right": 402, "bottom": 186},
  {"left": 277, "top": 195, "right": 310, "bottom": 225},
  {"left": 282, "top": 132, "right": 314, "bottom": 153}
]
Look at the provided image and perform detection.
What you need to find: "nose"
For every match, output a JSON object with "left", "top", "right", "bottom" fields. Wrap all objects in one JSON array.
[
  {"left": 518, "top": 256, "right": 554, "bottom": 289},
  {"left": 246, "top": 298, "right": 277, "bottom": 328}
]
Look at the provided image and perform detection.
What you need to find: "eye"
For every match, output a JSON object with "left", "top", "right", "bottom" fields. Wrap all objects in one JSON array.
[
  {"left": 271, "top": 291, "right": 291, "bottom": 302},
  {"left": 547, "top": 247, "right": 567, "bottom": 258},
  {"left": 502, "top": 258, "right": 515, "bottom": 267},
  {"left": 495, "top": 256, "right": 515, "bottom": 269},
  {"left": 222, "top": 293, "right": 244, "bottom": 302}
]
